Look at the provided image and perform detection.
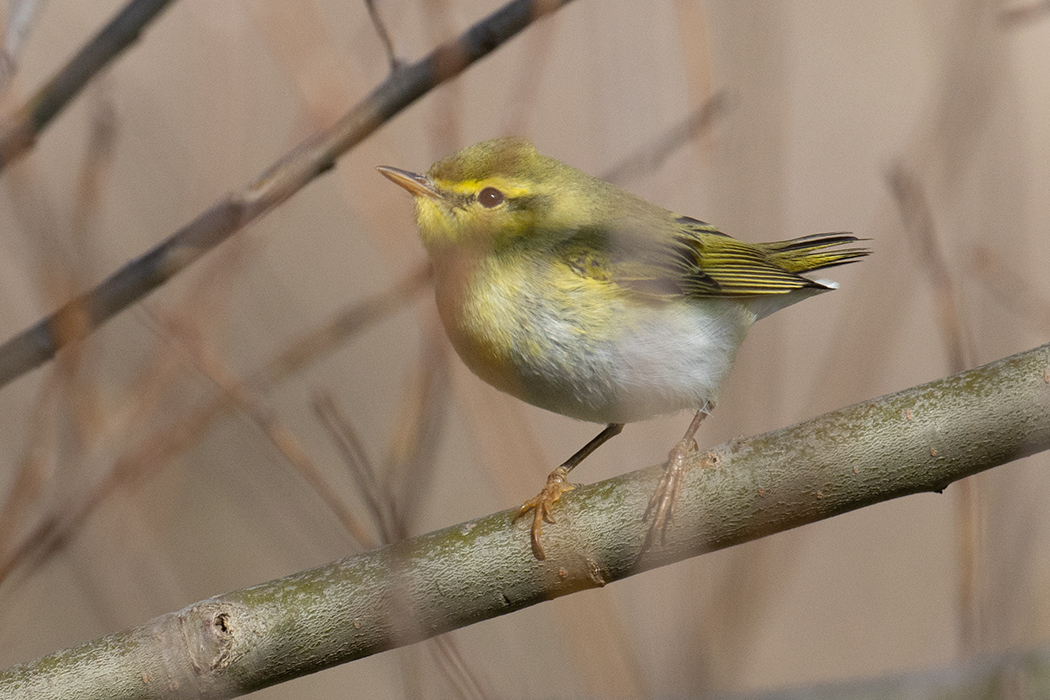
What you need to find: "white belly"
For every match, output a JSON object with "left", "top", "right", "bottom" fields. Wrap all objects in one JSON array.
[{"left": 504, "top": 297, "right": 756, "bottom": 424}]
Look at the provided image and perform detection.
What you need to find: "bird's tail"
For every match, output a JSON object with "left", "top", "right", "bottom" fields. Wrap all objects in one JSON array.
[{"left": 760, "top": 233, "right": 870, "bottom": 274}]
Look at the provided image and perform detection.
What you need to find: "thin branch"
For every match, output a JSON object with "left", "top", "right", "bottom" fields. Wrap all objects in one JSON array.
[
  {"left": 0, "top": 0, "right": 174, "bottom": 167},
  {"left": 430, "top": 634, "right": 490, "bottom": 700},
  {"left": 0, "top": 0, "right": 575, "bottom": 391},
  {"left": 3, "top": 341, "right": 1049, "bottom": 699},
  {"left": 157, "top": 313, "right": 378, "bottom": 551},
  {"left": 602, "top": 90, "right": 730, "bottom": 184},
  {"left": 0, "top": 268, "right": 427, "bottom": 588},
  {"left": 1000, "top": 0, "right": 1050, "bottom": 26},
  {"left": 972, "top": 245, "right": 1050, "bottom": 334},
  {"left": 0, "top": 371, "right": 58, "bottom": 556},
  {"left": 250, "top": 264, "right": 431, "bottom": 390},
  {"left": 886, "top": 163, "right": 974, "bottom": 373},
  {"left": 64, "top": 94, "right": 119, "bottom": 446},
  {"left": 887, "top": 163, "right": 987, "bottom": 654},
  {"left": 315, "top": 386, "right": 491, "bottom": 700},
  {"left": 498, "top": 3, "right": 559, "bottom": 136},
  {"left": 364, "top": 0, "right": 400, "bottom": 73},
  {"left": 0, "top": 237, "right": 254, "bottom": 589},
  {"left": 383, "top": 322, "right": 450, "bottom": 533},
  {"left": 315, "top": 393, "right": 398, "bottom": 544},
  {"left": 0, "top": 0, "right": 50, "bottom": 93}
]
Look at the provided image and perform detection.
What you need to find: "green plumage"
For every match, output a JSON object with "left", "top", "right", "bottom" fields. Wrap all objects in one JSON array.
[
  {"left": 668, "top": 229, "right": 868, "bottom": 297},
  {"left": 379, "top": 136, "right": 872, "bottom": 560}
]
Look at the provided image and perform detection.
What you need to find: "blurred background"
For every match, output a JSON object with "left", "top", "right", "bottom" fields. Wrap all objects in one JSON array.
[{"left": 0, "top": 0, "right": 1048, "bottom": 697}]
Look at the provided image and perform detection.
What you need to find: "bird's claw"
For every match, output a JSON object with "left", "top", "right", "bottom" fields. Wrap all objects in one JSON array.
[
  {"left": 514, "top": 465, "right": 575, "bottom": 560},
  {"left": 642, "top": 437, "right": 696, "bottom": 548}
]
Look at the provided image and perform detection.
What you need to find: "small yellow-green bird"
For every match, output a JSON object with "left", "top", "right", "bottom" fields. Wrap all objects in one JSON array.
[{"left": 379, "top": 137, "right": 868, "bottom": 559}]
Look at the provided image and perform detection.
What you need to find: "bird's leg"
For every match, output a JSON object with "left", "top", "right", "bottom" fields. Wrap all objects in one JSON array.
[
  {"left": 643, "top": 402, "right": 714, "bottom": 548},
  {"left": 515, "top": 422, "right": 624, "bottom": 560}
]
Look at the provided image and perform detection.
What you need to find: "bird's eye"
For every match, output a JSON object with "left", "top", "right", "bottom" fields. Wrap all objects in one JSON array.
[{"left": 478, "top": 187, "right": 505, "bottom": 208}]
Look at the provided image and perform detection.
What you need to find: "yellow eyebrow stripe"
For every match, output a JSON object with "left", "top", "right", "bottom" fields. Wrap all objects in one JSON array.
[{"left": 435, "top": 178, "right": 531, "bottom": 199}]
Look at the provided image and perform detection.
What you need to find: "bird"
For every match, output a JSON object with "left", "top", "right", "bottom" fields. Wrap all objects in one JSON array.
[{"left": 378, "top": 137, "right": 868, "bottom": 559}]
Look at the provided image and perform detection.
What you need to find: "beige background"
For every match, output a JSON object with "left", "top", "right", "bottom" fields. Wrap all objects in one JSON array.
[{"left": 0, "top": 0, "right": 1048, "bottom": 697}]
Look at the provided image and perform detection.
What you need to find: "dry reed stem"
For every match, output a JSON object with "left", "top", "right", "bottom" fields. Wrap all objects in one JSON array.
[
  {"left": 159, "top": 313, "right": 378, "bottom": 551},
  {"left": 314, "top": 393, "right": 396, "bottom": 544},
  {"left": 973, "top": 246, "right": 1050, "bottom": 335},
  {"left": 0, "top": 265, "right": 426, "bottom": 588},
  {"left": 602, "top": 90, "right": 729, "bottom": 184},
  {"left": 315, "top": 332, "right": 487, "bottom": 700},
  {"left": 886, "top": 162, "right": 984, "bottom": 654}
]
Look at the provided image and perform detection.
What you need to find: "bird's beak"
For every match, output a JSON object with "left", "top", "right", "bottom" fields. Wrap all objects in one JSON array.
[{"left": 376, "top": 166, "right": 441, "bottom": 199}]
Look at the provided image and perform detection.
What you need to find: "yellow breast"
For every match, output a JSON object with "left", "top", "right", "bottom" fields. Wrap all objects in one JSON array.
[{"left": 430, "top": 247, "right": 753, "bottom": 424}]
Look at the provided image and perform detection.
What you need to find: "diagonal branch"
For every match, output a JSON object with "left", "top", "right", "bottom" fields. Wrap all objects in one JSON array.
[
  {"left": 2, "top": 342, "right": 1048, "bottom": 699},
  {"left": 0, "top": 0, "right": 175, "bottom": 167},
  {"left": 0, "top": 0, "right": 575, "bottom": 390}
]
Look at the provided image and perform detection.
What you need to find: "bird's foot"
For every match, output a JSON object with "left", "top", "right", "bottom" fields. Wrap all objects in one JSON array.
[
  {"left": 642, "top": 437, "right": 697, "bottom": 548},
  {"left": 514, "top": 465, "right": 575, "bottom": 560}
]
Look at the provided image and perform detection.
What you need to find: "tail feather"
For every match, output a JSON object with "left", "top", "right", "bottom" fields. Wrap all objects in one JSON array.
[{"left": 761, "top": 233, "right": 870, "bottom": 274}]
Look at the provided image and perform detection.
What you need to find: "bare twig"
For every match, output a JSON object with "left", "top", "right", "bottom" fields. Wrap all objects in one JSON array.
[
  {"left": 886, "top": 163, "right": 974, "bottom": 373},
  {"left": 63, "top": 95, "right": 119, "bottom": 446},
  {"left": 0, "top": 0, "right": 575, "bottom": 391},
  {"left": 0, "top": 267, "right": 427, "bottom": 588},
  {"left": 0, "top": 372, "right": 58, "bottom": 556},
  {"left": 431, "top": 634, "right": 490, "bottom": 700},
  {"left": 886, "top": 162, "right": 982, "bottom": 654},
  {"left": 315, "top": 329, "right": 483, "bottom": 700},
  {"left": 316, "top": 391, "right": 491, "bottom": 700},
  {"left": 1000, "top": 0, "right": 1050, "bottom": 26},
  {"left": 972, "top": 245, "right": 1050, "bottom": 334},
  {"left": 314, "top": 393, "right": 397, "bottom": 544},
  {"left": 421, "top": 0, "right": 462, "bottom": 153},
  {"left": 0, "top": 0, "right": 174, "bottom": 167},
  {"left": 383, "top": 322, "right": 450, "bottom": 532},
  {"left": 0, "top": 233, "right": 254, "bottom": 590},
  {"left": 0, "top": 0, "right": 50, "bottom": 93},
  {"left": 499, "top": 5, "right": 559, "bottom": 135},
  {"left": 251, "top": 263, "right": 430, "bottom": 390},
  {"left": 314, "top": 320, "right": 450, "bottom": 541},
  {"left": 602, "top": 90, "right": 730, "bottom": 184},
  {"left": 159, "top": 314, "right": 378, "bottom": 550},
  {"left": 364, "top": 0, "right": 400, "bottom": 73}
]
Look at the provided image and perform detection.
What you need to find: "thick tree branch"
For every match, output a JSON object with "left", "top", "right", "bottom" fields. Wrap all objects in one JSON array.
[
  {"left": 2, "top": 342, "right": 1048, "bottom": 699},
  {"left": 0, "top": 0, "right": 575, "bottom": 390}
]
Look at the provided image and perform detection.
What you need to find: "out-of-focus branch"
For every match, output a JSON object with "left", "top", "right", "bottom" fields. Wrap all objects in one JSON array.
[
  {"left": 602, "top": 90, "right": 729, "bottom": 184},
  {"left": 972, "top": 245, "right": 1050, "bottom": 334},
  {"left": 158, "top": 314, "right": 379, "bottom": 551},
  {"left": 0, "top": 0, "right": 50, "bottom": 93},
  {"left": 886, "top": 163, "right": 974, "bottom": 373},
  {"left": 0, "top": 266, "right": 429, "bottom": 588},
  {"left": 0, "top": 0, "right": 174, "bottom": 167},
  {"left": 0, "top": 0, "right": 575, "bottom": 391},
  {"left": 364, "top": 0, "right": 400, "bottom": 73},
  {"left": 3, "top": 341, "right": 1049, "bottom": 699},
  {"left": 1000, "top": 0, "right": 1050, "bottom": 26},
  {"left": 739, "top": 642, "right": 1050, "bottom": 700},
  {"left": 886, "top": 163, "right": 983, "bottom": 653}
]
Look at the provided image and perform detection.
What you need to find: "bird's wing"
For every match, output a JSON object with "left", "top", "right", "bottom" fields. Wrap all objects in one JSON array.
[{"left": 573, "top": 220, "right": 866, "bottom": 300}]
